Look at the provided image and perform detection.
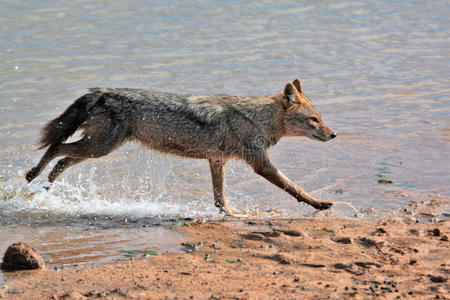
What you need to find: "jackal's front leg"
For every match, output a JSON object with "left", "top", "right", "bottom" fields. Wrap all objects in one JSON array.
[
  {"left": 208, "top": 158, "right": 231, "bottom": 214},
  {"left": 250, "top": 159, "right": 332, "bottom": 210}
]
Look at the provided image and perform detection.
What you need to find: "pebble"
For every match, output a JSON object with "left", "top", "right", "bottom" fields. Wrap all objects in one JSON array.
[
  {"left": 1, "top": 242, "right": 45, "bottom": 270},
  {"left": 429, "top": 275, "right": 447, "bottom": 283}
]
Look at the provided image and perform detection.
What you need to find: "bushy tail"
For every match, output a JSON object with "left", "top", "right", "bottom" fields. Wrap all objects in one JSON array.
[{"left": 38, "top": 93, "right": 100, "bottom": 149}]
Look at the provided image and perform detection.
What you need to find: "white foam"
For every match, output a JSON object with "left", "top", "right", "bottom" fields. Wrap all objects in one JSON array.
[
  {"left": 1, "top": 179, "right": 217, "bottom": 219},
  {"left": 1, "top": 149, "right": 219, "bottom": 219}
]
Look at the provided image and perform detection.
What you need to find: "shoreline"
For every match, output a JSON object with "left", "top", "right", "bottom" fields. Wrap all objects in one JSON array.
[{"left": 0, "top": 198, "right": 448, "bottom": 299}]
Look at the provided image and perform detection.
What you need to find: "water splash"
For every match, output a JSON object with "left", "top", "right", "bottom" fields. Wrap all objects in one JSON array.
[{"left": 0, "top": 148, "right": 220, "bottom": 226}]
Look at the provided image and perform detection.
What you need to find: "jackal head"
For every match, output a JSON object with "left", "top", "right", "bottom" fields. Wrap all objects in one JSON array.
[{"left": 279, "top": 79, "right": 336, "bottom": 142}]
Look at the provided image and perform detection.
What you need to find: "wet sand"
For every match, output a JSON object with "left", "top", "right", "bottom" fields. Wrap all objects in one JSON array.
[{"left": 1, "top": 197, "right": 448, "bottom": 300}]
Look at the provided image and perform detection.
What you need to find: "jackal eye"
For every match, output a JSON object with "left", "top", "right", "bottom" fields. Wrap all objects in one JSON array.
[{"left": 311, "top": 117, "right": 319, "bottom": 123}]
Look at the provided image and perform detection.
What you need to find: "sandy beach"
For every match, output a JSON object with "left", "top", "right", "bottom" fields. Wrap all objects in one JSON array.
[{"left": 1, "top": 196, "right": 448, "bottom": 299}]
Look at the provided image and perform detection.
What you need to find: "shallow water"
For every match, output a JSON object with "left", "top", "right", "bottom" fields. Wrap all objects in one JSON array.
[
  {"left": 0, "top": 0, "right": 449, "bottom": 269},
  {"left": 0, "top": 223, "right": 185, "bottom": 265}
]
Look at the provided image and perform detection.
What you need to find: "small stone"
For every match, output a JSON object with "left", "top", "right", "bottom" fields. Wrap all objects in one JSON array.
[
  {"left": 440, "top": 235, "right": 448, "bottom": 241},
  {"left": 375, "top": 228, "right": 387, "bottom": 234},
  {"left": 1, "top": 242, "right": 45, "bottom": 270},
  {"left": 58, "top": 291, "right": 86, "bottom": 299},
  {"left": 429, "top": 275, "right": 447, "bottom": 283},
  {"left": 280, "top": 229, "right": 302, "bottom": 237},
  {"left": 333, "top": 237, "right": 352, "bottom": 244}
]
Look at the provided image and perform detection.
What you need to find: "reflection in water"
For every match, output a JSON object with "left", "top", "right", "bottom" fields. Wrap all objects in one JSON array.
[
  {"left": 0, "top": 0, "right": 448, "bottom": 266},
  {"left": 0, "top": 224, "right": 185, "bottom": 273}
]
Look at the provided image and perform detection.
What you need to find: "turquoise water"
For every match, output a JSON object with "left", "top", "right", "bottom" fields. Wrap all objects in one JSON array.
[{"left": 0, "top": 0, "right": 448, "bottom": 267}]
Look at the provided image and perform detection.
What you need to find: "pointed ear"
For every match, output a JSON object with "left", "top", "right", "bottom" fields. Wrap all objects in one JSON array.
[
  {"left": 292, "top": 79, "right": 303, "bottom": 94},
  {"left": 282, "top": 83, "right": 298, "bottom": 107}
]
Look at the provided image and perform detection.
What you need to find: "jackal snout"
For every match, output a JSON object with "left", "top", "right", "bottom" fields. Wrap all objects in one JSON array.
[
  {"left": 310, "top": 117, "right": 336, "bottom": 142},
  {"left": 280, "top": 79, "right": 336, "bottom": 142}
]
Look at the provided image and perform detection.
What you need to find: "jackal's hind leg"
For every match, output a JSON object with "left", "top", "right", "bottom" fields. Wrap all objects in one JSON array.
[
  {"left": 48, "top": 157, "right": 86, "bottom": 183},
  {"left": 208, "top": 158, "right": 231, "bottom": 214},
  {"left": 26, "top": 134, "right": 123, "bottom": 183},
  {"left": 26, "top": 145, "right": 59, "bottom": 183}
]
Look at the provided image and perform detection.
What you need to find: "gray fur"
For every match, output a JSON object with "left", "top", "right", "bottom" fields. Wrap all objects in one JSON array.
[{"left": 26, "top": 80, "right": 336, "bottom": 213}]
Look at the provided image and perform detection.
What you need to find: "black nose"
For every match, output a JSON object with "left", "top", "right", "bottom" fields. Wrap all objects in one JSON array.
[{"left": 330, "top": 133, "right": 337, "bottom": 139}]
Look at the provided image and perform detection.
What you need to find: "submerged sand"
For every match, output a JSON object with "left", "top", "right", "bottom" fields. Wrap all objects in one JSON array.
[{"left": 0, "top": 197, "right": 448, "bottom": 299}]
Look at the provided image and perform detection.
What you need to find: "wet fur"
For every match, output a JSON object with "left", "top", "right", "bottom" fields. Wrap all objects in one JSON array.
[{"left": 26, "top": 80, "right": 336, "bottom": 213}]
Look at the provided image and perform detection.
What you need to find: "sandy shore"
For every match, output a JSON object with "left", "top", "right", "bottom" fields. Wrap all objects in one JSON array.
[{"left": 1, "top": 197, "right": 448, "bottom": 300}]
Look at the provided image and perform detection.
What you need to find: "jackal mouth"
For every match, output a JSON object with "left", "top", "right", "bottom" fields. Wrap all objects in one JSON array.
[{"left": 312, "top": 135, "right": 328, "bottom": 142}]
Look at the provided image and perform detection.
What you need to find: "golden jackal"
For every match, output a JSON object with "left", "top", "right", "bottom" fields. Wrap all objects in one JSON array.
[{"left": 26, "top": 79, "right": 336, "bottom": 213}]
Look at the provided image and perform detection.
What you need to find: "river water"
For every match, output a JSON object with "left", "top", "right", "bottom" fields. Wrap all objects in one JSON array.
[{"left": 0, "top": 0, "right": 449, "bottom": 272}]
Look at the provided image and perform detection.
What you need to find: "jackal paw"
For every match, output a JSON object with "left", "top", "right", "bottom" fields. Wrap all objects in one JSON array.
[
  {"left": 25, "top": 167, "right": 39, "bottom": 183},
  {"left": 217, "top": 205, "right": 235, "bottom": 216},
  {"left": 313, "top": 201, "right": 333, "bottom": 210}
]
